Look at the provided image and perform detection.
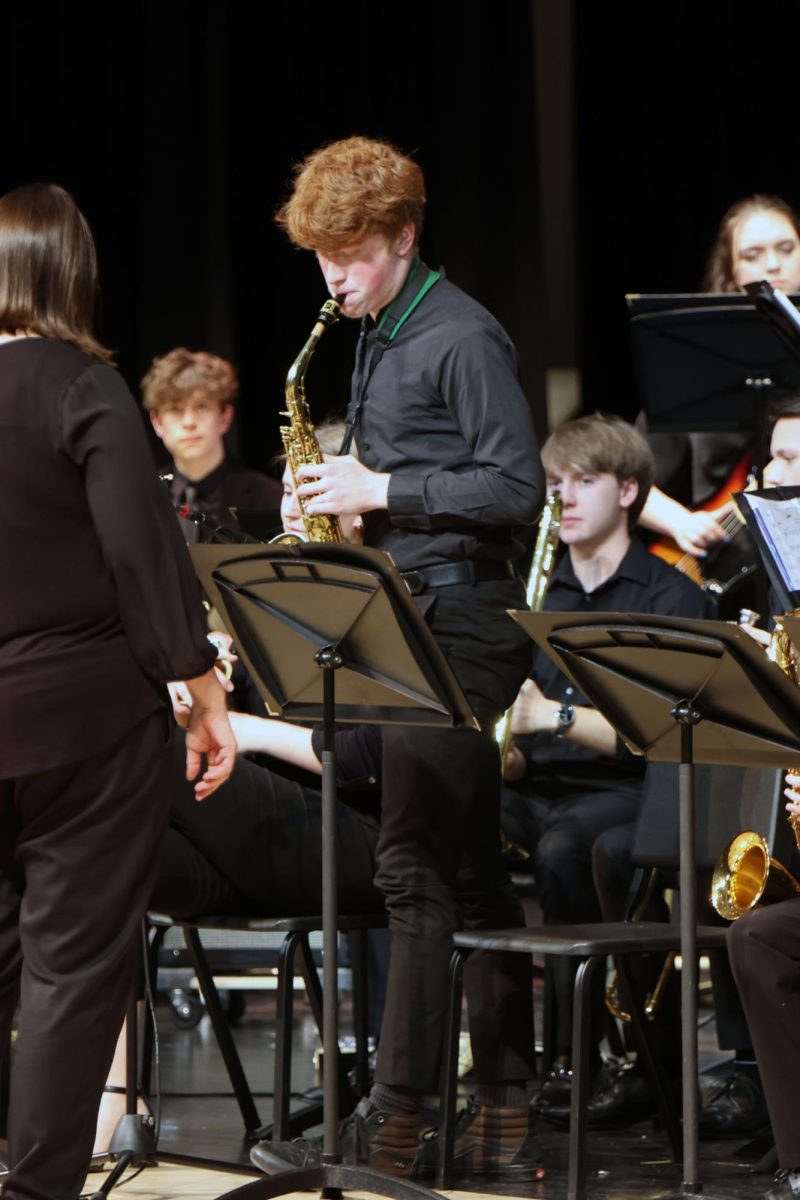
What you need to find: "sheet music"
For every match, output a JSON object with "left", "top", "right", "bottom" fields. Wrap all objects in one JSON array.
[{"left": 746, "top": 493, "right": 800, "bottom": 591}]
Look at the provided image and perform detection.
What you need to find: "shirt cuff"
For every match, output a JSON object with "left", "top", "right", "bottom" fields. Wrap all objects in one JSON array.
[{"left": 387, "top": 473, "right": 429, "bottom": 519}]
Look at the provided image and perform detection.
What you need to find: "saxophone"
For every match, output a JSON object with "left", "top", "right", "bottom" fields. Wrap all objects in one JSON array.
[
  {"left": 494, "top": 492, "right": 562, "bottom": 762},
  {"left": 709, "top": 610, "right": 800, "bottom": 919},
  {"left": 280, "top": 297, "right": 345, "bottom": 543}
]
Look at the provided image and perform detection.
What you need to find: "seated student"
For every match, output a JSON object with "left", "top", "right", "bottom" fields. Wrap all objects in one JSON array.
[
  {"left": 142, "top": 348, "right": 281, "bottom": 535},
  {"left": 637, "top": 194, "right": 800, "bottom": 561},
  {"left": 722, "top": 398, "right": 800, "bottom": 1199},
  {"left": 500, "top": 413, "right": 713, "bottom": 1111},
  {"left": 588, "top": 395, "right": 800, "bottom": 1135}
]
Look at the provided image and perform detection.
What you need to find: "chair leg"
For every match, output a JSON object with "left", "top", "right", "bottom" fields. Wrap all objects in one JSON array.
[
  {"left": 350, "top": 929, "right": 371, "bottom": 1098},
  {"left": 272, "top": 932, "right": 302, "bottom": 1141},
  {"left": 296, "top": 933, "right": 324, "bottom": 1035},
  {"left": 140, "top": 923, "right": 165, "bottom": 1098},
  {"left": 0, "top": 1035, "right": 9, "bottom": 1138},
  {"left": 184, "top": 927, "right": 262, "bottom": 1135},
  {"left": 568, "top": 955, "right": 603, "bottom": 1200},
  {"left": 616, "top": 954, "right": 681, "bottom": 1161},
  {"left": 436, "top": 947, "right": 467, "bottom": 1190}
]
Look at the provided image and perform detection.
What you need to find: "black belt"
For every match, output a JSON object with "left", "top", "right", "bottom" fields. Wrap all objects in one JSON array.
[{"left": 401, "top": 560, "right": 517, "bottom": 595}]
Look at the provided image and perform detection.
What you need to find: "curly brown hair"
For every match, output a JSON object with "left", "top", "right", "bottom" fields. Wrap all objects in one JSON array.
[
  {"left": 276, "top": 136, "right": 426, "bottom": 253},
  {"left": 703, "top": 194, "right": 800, "bottom": 292},
  {"left": 141, "top": 348, "right": 239, "bottom": 412}
]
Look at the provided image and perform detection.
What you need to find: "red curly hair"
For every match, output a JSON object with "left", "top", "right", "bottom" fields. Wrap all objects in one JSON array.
[{"left": 276, "top": 136, "right": 426, "bottom": 253}]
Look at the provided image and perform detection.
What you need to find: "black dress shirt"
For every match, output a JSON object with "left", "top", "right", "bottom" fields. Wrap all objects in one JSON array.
[
  {"left": 0, "top": 338, "right": 216, "bottom": 776},
  {"left": 167, "top": 456, "right": 281, "bottom": 536},
  {"left": 348, "top": 276, "right": 544, "bottom": 571},
  {"left": 519, "top": 537, "right": 716, "bottom": 789}
]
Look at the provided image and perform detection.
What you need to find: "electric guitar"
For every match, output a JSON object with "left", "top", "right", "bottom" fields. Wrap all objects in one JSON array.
[{"left": 648, "top": 448, "right": 755, "bottom": 591}]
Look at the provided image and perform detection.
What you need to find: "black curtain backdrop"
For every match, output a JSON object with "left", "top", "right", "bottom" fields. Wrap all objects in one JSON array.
[
  {"left": 3, "top": 1, "right": 545, "bottom": 473},
  {"left": 575, "top": 0, "right": 800, "bottom": 420}
]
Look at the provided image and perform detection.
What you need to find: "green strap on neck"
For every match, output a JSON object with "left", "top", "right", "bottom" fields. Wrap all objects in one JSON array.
[{"left": 375, "top": 256, "right": 440, "bottom": 344}]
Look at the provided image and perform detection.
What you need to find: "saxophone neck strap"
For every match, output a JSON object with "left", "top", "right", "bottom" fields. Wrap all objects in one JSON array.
[
  {"left": 375, "top": 256, "right": 440, "bottom": 345},
  {"left": 340, "top": 257, "right": 440, "bottom": 456}
]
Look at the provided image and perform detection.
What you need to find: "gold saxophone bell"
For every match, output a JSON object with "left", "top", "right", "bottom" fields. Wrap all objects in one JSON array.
[{"left": 710, "top": 830, "right": 800, "bottom": 920}]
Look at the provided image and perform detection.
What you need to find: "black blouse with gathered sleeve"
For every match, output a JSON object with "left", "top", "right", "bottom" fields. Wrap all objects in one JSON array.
[{"left": 0, "top": 338, "right": 215, "bottom": 777}]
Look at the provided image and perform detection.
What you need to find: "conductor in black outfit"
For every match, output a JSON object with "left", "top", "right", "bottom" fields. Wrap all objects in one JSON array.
[
  {"left": 251, "top": 136, "right": 544, "bottom": 1183},
  {"left": 0, "top": 184, "right": 236, "bottom": 1200}
]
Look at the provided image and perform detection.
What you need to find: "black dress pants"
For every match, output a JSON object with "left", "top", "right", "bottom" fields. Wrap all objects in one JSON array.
[
  {"left": 502, "top": 782, "right": 642, "bottom": 1058},
  {"left": 0, "top": 708, "right": 172, "bottom": 1200},
  {"left": 728, "top": 900, "right": 800, "bottom": 1168},
  {"left": 152, "top": 731, "right": 383, "bottom": 919},
  {"left": 373, "top": 579, "right": 537, "bottom": 1093}
]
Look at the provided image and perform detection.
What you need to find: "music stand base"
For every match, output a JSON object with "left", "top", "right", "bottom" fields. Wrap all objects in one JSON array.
[{"left": 217, "top": 1163, "right": 443, "bottom": 1200}]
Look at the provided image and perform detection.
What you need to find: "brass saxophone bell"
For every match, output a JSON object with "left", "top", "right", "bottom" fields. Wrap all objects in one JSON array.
[{"left": 710, "top": 830, "right": 800, "bottom": 921}]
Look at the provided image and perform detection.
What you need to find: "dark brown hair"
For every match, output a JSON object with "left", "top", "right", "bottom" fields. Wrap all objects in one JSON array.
[
  {"left": 542, "top": 412, "right": 655, "bottom": 527},
  {"left": 703, "top": 194, "right": 800, "bottom": 293},
  {"left": 141, "top": 348, "right": 239, "bottom": 412},
  {"left": 0, "top": 182, "right": 112, "bottom": 363},
  {"left": 276, "top": 136, "right": 426, "bottom": 254},
  {"left": 766, "top": 391, "right": 800, "bottom": 426}
]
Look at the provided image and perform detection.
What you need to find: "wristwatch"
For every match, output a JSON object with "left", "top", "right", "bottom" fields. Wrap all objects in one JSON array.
[{"left": 554, "top": 703, "right": 576, "bottom": 738}]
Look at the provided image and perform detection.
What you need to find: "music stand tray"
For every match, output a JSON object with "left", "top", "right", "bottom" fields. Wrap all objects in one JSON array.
[
  {"left": 511, "top": 610, "right": 800, "bottom": 1198},
  {"left": 191, "top": 542, "right": 477, "bottom": 1200}
]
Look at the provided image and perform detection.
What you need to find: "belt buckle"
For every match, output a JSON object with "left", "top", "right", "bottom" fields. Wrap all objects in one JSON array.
[{"left": 402, "top": 570, "right": 427, "bottom": 595}]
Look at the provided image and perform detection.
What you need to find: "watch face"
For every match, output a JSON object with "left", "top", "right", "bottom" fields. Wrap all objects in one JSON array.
[{"left": 557, "top": 704, "right": 575, "bottom": 730}]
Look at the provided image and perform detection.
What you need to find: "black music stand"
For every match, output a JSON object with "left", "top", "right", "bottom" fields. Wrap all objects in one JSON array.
[
  {"left": 512, "top": 610, "right": 800, "bottom": 1198},
  {"left": 627, "top": 292, "right": 800, "bottom": 442},
  {"left": 191, "top": 541, "right": 478, "bottom": 1200}
]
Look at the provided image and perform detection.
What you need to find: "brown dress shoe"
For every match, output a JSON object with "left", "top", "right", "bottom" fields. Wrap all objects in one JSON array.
[
  {"left": 250, "top": 1097, "right": 420, "bottom": 1178},
  {"left": 418, "top": 1100, "right": 542, "bottom": 1180}
]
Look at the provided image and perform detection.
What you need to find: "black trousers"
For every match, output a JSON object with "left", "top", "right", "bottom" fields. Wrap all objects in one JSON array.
[
  {"left": 153, "top": 730, "right": 383, "bottom": 919},
  {"left": 502, "top": 781, "right": 642, "bottom": 1058},
  {"left": 373, "top": 579, "right": 537, "bottom": 1093},
  {"left": 728, "top": 900, "right": 800, "bottom": 1168},
  {"left": 0, "top": 708, "right": 172, "bottom": 1200},
  {"left": 593, "top": 821, "right": 752, "bottom": 1056},
  {"left": 592, "top": 822, "right": 681, "bottom": 1069}
]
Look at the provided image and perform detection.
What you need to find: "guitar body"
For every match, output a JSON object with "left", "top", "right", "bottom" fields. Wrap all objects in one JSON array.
[{"left": 648, "top": 448, "right": 755, "bottom": 592}]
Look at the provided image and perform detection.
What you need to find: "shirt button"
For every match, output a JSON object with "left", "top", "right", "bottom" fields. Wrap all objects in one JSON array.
[
  {"left": 368, "top": 776, "right": 377, "bottom": 785},
  {"left": 565, "top": 687, "right": 574, "bottom": 696}
]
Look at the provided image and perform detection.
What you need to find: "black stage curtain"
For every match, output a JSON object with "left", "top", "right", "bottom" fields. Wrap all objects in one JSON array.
[
  {"left": 3, "top": 1, "right": 546, "bottom": 469},
  {"left": 575, "top": 0, "right": 800, "bottom": 420}
]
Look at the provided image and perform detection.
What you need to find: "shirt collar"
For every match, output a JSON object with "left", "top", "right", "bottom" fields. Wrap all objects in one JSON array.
[
  {"left": 552, "top": 535, "right": 651, "bottom": 594},
  {"left": 172, "top": 456, "right": 231, "bottom": 499}
]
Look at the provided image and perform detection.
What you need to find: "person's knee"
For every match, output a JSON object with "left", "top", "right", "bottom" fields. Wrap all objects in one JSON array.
[{"left": 534, "top": 826, "right": 580, "bottom": 880}]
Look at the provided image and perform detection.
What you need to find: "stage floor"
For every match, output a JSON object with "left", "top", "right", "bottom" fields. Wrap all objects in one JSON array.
[{"left": 123, "top": 982, "right": 772, "bottom": 1200}]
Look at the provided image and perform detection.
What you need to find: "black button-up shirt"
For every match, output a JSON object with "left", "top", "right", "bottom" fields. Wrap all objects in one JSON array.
[
  {"left": 349, "top": 276, "right": 544, "bottom": 571},
  {"left": 519, "top": 537, "right": 716, "bottom": 789},
  {"left": 168, "top": 456, "right": 281, "bottom": 538}
]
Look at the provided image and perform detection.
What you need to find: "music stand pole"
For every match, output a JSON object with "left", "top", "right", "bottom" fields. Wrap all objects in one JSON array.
[
  {"left": 317, "top": 646, "right": 343, "bottom": 1170},
  {"left": 675, "top": 703, "right": 701, "bottom": 1192}
]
